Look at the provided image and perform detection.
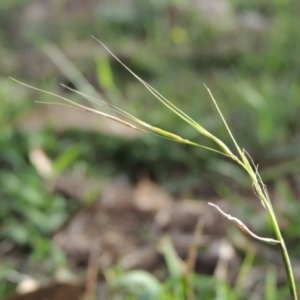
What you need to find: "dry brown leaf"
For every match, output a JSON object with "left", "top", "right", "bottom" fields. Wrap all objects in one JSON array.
[{"left": 5, "top": 283, "right": 85, "bottom": 300}]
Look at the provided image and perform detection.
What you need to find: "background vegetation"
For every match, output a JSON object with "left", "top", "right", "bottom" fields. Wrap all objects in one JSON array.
[{"left": 1, "top": 0, "right": 300, "bottom": 298}]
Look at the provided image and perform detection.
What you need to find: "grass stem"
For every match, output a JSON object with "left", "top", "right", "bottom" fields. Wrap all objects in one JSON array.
[{"left": 11, "top": 40, "right": 298, "bottom": 299}]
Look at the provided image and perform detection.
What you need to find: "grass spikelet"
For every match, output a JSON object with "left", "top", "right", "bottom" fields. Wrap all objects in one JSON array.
[{"left": 10, "top": 39, "right": 298, "bottom": 299}]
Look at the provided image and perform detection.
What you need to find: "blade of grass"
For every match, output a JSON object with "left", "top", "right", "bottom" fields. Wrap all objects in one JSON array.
[
  {"left": 92, "top": 37, "right": 238, "bottom": 159},
  {"left": 11, "top": 38, "right": 298, "bottom": 299}
]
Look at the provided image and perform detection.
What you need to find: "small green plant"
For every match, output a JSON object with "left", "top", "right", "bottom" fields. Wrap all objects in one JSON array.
[{"left": 11, "top": 38, "right": 298, "bottom": 299}]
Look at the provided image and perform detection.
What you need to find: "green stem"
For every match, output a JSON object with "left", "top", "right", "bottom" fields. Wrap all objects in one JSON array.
[
  {"left": 268, "top": 209, "right": 298, "bottom": 300},
  {"left": 247, "top": 167, "right": 297, "bottom": 299}
]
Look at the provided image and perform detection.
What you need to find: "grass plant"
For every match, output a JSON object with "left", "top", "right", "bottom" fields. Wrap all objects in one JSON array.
[{"left": 11, "top": 39, "right": 298, "bottom": 299}]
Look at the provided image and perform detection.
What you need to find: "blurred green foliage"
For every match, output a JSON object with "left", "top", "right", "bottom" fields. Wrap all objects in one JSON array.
[{"left": 1, "top": 0, "right": 300, "bottom": 298}]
